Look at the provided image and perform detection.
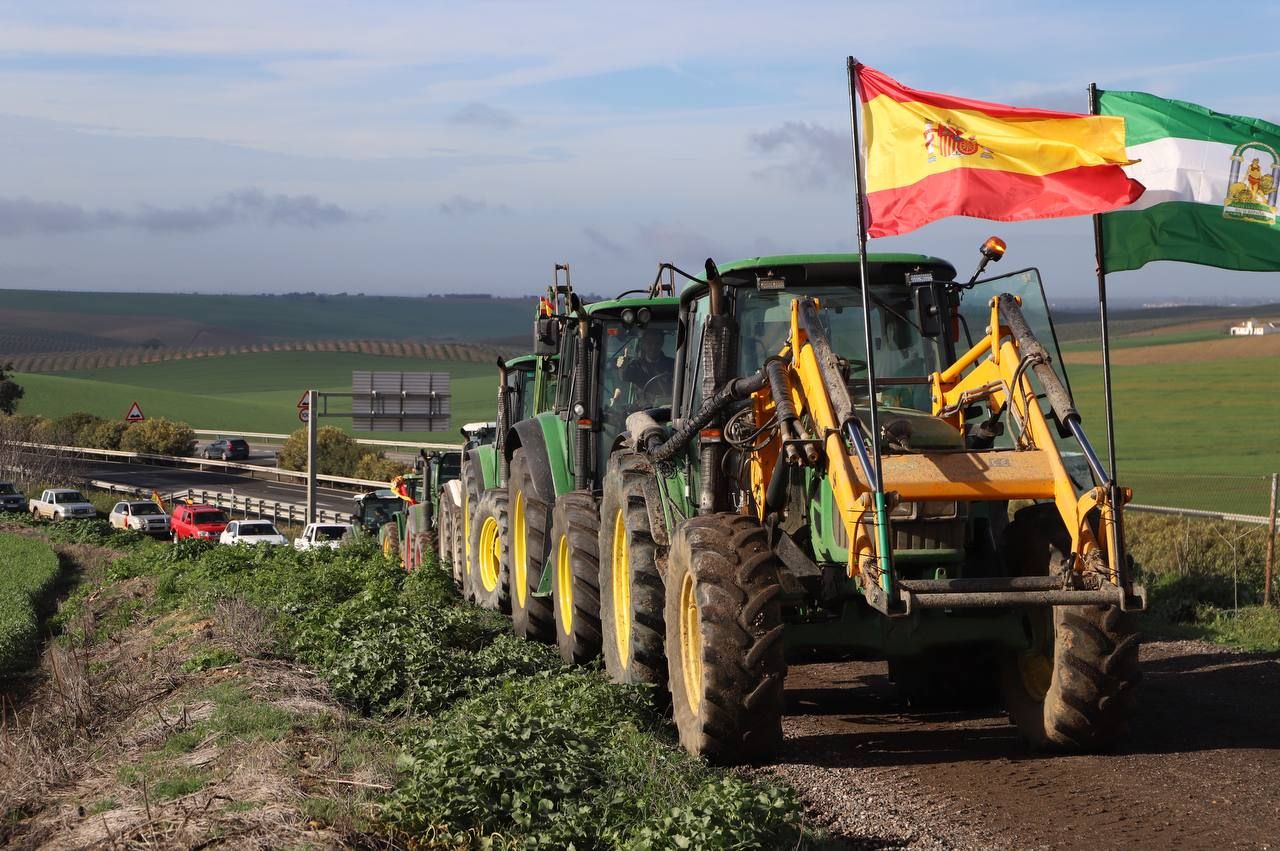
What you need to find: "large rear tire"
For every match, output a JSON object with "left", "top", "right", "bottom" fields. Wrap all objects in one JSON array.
[
  {"left": 469, "top": 489, "right": 510, "bottom": 612},
  {"left": 379, "top": 522, "right": 400, "bottom": 563},
  {"left": 598, "top": 450, "right": 666, "bottom": 689},
  {"left": 549, "top": 490, "right": 602, "bottom": 664},
  {"left": 999, "top": 504, "right": 1140, "bottom": 750},
  {"left": 665, "top": 513, "right": 786, "bottom": 765},
  {"left": 508, "top": 448, "right": 555, "bottom": 643}
]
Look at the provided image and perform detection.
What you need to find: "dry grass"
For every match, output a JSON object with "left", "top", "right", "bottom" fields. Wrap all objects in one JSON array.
[
  {"left": 1063, "top": 332, "right": 1280, "bottom": 366},
  {"left": 0, "top": 541, "right": 399, "bottom": 850}
]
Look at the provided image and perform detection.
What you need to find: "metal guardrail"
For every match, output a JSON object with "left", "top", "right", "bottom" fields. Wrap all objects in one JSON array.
[
  {"left": 89, "top": 479, "right": 351, "bottom": 527},
  {"left": 17, "top": 441, "right": 387, "bottom": 494},
  {"left": 192, "top": 429, "right": 461, "bottom": 453}
]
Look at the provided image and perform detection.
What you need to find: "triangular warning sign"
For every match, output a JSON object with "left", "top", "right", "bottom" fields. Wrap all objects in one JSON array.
[
  {"left": 125, "top": 401, "right": 145, "bottom": 423},
  {"left": 297, "top": 391, "right": 310, "bottom": 409}
]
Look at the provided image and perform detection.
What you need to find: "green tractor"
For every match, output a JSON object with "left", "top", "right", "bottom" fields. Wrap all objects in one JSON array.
[
  {"left": 602, "top": 250, "right": 1144, "bottom": 763},
  {"left": 501, "top": 268, "right": 682, "bottom": 663},
  {"left": 381, "top": 447, "right": 463, "bottom": 572},
  {"left": 457, "top": 272, "right": 574, "bottom": 608}
]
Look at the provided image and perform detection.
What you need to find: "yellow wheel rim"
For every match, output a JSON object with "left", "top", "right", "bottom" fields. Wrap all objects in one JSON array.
[
  {"left": 513, "top": 491, "right": 527, "bottom": 607},
  {"left": 382, "top": 534, "right": 394, "bottom": 558},
  {"left": 479, "top": 515, "right": 501, "bottom": 593},
  {"left": 611, "top": 508, "right": 631, "bottom": 666},
  {"left": 679, "top": 572, "right": 702, "bottom": 714},
  {"left": 1019, "top": 651, "right": 1053, "bottom": 701},
  {"left": 556, "top": 533, "right": 573, "bottom": 633}
]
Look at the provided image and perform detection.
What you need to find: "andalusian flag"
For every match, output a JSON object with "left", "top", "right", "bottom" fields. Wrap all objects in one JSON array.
[
  {"left": 855, "top": 64, "right": 1144, "bottom": 237},
  {"left": 1098, "top": 90, "right": 1280, "bottom": 273}
]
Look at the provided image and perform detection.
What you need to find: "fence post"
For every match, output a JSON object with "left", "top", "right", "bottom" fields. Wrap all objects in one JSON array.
[{"left": 1265, "top": 473, "right": 1278, "bottom": 608}]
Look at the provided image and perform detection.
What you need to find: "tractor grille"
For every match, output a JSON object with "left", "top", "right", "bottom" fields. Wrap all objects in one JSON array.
[{"left": 831, "top": 513, "right": 966, "bottom": 552}]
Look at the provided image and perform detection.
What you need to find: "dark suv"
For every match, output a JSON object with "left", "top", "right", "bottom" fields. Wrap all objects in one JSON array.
[{"left": 202, "top": 438, "right": 251, "bottom": 461}]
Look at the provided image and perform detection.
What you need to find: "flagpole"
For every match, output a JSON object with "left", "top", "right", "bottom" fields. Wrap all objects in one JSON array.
[
  {"left": 1089, "top": 81, "right": 1127, "bottom": 588},
  {"left": 847, "top": 56, "right": 892, "bottom": 599}
]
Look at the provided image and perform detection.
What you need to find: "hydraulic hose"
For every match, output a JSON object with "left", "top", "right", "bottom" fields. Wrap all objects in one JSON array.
[
  {"left": 996, "top": 294, "right": 1078, "bottom": 425},
  {"left": 645, "top": 372, "right": 767, "bottom": 463}
]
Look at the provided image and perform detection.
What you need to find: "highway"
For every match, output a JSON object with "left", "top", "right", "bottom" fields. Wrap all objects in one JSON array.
[{"left": 21, "top": 449, "right": 363, "bottom": 518}]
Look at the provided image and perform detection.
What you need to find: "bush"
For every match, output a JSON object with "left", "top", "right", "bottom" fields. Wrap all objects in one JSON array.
[
  {"left": 277, "top": 426, "right": 363, "bottom": 476},
  {"left": 119, "top": 417, "right": 197, "bottom": 457},
  {"left": 83, "top": 420, "right": 129, "bottom": 450},
  {"left": 1129, "top": 513, "right": 1270, "bottom": 614},
  {"left": 0, "top": 533, "right": 62, "bottom": 673},
  {"left": 353, "top": 452, "right": 412, "bottom": 483},
  {"left": 34, "top": 412, "right": 103, "bottom": 446}
]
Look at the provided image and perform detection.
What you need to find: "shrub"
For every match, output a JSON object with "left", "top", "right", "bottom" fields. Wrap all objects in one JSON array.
[
  {"left": 0, "top": 533, "right": 62, "bottom": 672},
  {"left": 119, "top": 417, "right": 197, "bottom": 457},
  {"left": 33, "top": 411, "right": 103, "bottom": 446},
  {"left": 83, "top": 420, "right": 129, "bottom": 450},
  {"left": 353, "top": 452, "right": 412, "bottom": 483},
  {"left": 277, "top": 426, "right": 363, "bottom": 476}
]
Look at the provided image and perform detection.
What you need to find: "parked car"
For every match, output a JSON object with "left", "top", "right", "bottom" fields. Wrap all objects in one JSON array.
[
  {"left": 219, "top": 520, "right": 287, "bottom": 546},
  {"left": 108, "top": 500, "right": 171, "bottom": 537},
  {"left": 29, "top": 488, "right": 97, "bottom": 521},
  {"left": 169, "top": 503, "right": 230, "bottom": 541},
  {"left": 0, "top": 481, "right": 25, "bottom": 512},
  {"left": 202, "top": 438, "right": 251, "bottom": 461},
  {"left": 294, "top": 522, "right": 354, "bottom": 551}
]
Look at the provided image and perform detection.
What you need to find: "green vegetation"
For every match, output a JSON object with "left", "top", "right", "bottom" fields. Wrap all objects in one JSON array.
[
  {"left": 0, "top": 534, "right": 62, "bottom": 673},
  {"left": 1059, "top": 327, "right": 1223, "bottom": 352},
  {"left": 96, "top": 535, "right": 808, "bottom": 847},
  {"left": 14, "top": 351, "right": 497, "bottom": 441},
  {"left": 275, "top": 425, "right": 407, "bottom": 479},
  {"left": 1069, "top": 357, "right": 1279, "bottom": 511},
  {"left": 1131, "top": 512, "right": 1280, "bottom": 652}
]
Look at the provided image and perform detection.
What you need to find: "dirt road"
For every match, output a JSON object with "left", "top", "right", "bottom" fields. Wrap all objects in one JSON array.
[{"left": 765, "top": 640, "right": 1280, "bottom": 850}]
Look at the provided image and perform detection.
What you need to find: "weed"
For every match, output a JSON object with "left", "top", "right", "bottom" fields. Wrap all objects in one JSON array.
[
  {"left": 85, "top": 798, "right": 119, "bottom": 816},
  {"left": 212, "top": 702, "right": 292, "bottom": 742},
  {"left": 181, "top": 647, "right": 239, "bottom": 673}
]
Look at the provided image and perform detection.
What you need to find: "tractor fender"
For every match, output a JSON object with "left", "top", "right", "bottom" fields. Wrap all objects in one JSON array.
[
  {"left": 470, "top": 444, "right": 500, "bottom": 491},
  {"left": 441, "top": 478, "right": 463, "bottom": 510},
  {"left": 507, "top": 417, "right": 571, "bottom": 502}
]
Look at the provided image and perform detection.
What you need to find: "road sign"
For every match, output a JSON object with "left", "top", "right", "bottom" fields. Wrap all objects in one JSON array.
[
  {"left": 351, "top": 371, "right": 450, "bottom": 432},
  {"left": 297, "top": 391, "right": 310, "bottom": 409},
  {"left": 125, "top": 401, "right": 145, "bottom": 423},
  {"left": 299, "top": 408, "right": 310, "bottom": 423}
]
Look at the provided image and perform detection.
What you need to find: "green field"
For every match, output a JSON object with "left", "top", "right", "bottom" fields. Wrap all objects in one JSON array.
[
  {"left": 1069, "top": 356, "right": 1279, "bottom": 514},
  {"left": 1059, "top": 328, "right": 1223, "bottom": 353},
  {"left": 14, "top": 351, "right": 499, "bottom": 443}
]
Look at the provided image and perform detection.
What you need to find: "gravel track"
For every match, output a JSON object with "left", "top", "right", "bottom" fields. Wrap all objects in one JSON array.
[{"left": 759, "top": 639, "right": 1280, "bottom": 850}]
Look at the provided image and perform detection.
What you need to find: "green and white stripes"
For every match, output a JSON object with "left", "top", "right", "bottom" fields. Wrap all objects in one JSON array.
[{"left": 1098, "top": 90, "right": 1280, "bottom": 273}]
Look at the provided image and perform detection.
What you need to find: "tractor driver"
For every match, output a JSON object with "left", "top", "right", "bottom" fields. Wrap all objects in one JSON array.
[{"left": 611, "top": 327, "right": 674, "bottom": 407}]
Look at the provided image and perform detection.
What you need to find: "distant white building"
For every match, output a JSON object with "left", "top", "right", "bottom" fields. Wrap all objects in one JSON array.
[{"left": 1228, "top": 319, "right": 1280, "bottom": 336}]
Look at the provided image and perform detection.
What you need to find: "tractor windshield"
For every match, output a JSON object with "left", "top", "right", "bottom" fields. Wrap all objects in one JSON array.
[
  {"left": 736, "top": 286, "right": 945, "bottom": 411},
  {"left": 602, "top": 317, "right": 678, "bottom": 412}
]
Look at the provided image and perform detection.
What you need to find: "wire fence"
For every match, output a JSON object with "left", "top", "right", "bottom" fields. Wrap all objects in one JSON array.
[{"left": 1124, "top": 472, "right": 1276, "bottom": 521}]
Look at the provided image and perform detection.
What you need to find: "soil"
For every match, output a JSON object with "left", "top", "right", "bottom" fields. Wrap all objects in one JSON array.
[
  {"left": 766, "top": 639, "right": 1280, "bottom": 850},
  {"left": 0, "top": 540, "right": 395, "bottom": 850}
]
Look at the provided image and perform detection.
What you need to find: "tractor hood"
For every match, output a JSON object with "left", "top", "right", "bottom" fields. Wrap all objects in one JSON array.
[{"left": 860, "top": 405, "right": 964, "bottom": 452}]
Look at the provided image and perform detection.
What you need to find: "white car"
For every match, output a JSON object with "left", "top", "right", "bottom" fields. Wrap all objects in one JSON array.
[
  {"left": 294, "top": 522, "right": 354, "bottom": 551},
  {"left": 219, "top": 520, "right": 288, "bottom": 547},
  {"left": 108, "top": 500, "right": 170, "bottom": 537}
]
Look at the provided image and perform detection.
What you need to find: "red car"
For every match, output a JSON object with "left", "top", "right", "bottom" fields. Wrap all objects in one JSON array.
[{"left": 169, "top": 503, "right": 230, "bottom": 541}]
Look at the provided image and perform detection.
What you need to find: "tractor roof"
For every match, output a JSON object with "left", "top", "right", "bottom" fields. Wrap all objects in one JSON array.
[
  {"left": 681, "top": 253, "right": 957, "bottom": 305},
  {"left": 584, "top": 294, "right": 681, "bottom": 316},
  {"left": 505, "top": 353, "right": 542, "bottom": 369}
]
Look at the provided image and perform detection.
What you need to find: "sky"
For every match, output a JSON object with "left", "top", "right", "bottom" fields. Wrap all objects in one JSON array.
[{"left": 0, "top": 0, "right": 1277, "bottom": 303}]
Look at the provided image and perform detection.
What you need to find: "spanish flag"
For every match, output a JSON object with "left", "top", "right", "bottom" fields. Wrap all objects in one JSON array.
[{"left": 855, "top": 63, "right": 1144, "bottom": 237}]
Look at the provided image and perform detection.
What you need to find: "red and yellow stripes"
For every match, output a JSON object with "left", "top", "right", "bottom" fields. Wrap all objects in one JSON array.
[{"left": 855, "top": 64, "right": 1143, "bottom": 237}]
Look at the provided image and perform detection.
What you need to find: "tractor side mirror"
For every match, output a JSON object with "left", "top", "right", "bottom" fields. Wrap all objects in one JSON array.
[
  {"left": 914, "top": 282, "right": 948, "bottom": 339},
  {"left": 534, "top": 316, "right": 560, "bottom": 355}
]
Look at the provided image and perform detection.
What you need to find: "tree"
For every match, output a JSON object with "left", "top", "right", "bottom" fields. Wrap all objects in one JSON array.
[
  {"left": 276, "top": 426, "right": 364, "bottom": 476},
  {"left": 119, "top": 418, "right": 197, "bottom": 456},
  {"left": 0, "top": 363, "right": 24, "bottom": 415},
  {"left": 352, "top": 451, "right": 412, "bottom": 483}
]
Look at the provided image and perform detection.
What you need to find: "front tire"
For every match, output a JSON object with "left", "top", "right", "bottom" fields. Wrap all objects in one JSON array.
[
  {"left": 507, "top": 448, "right": 555, "bottom": 643},
  {"left": 999, "top": 504, "right": 1140, "bottom": 750},
  {"left": 549, "top": 490, "right": 602, "bottom": 664},
  {"left": 664, "top": 513, "right": 786, "bottom": 765},
  {"left": 469, "top": 489, "right": 510, "bottom": 611},
  {"left": 598, "top": 451, "right": 666, "bottom": 688}
]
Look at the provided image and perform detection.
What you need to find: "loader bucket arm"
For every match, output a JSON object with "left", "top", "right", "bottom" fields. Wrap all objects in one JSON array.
[{"left": 750, "top": 295, "right": 1143, "bottom": 613}]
